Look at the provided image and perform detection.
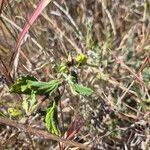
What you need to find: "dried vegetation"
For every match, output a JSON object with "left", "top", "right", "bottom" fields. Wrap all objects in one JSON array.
[{"left": 0, "top": 0, "right": 150, "bottom": 149}]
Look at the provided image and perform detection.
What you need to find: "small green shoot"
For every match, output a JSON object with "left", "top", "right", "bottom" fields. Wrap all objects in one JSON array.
[{"left": 8, "top": 108, "right": 22, "bottom": 117}]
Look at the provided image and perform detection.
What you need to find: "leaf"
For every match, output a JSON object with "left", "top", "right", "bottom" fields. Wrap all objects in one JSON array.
[
  {"left": 10, "top": 75, "right": 61, "bottom": 96},
  {"left": 59, "top": 62, "right": 68, "bottom": 73},
  {"left": 71, "top": 83, "right": 93, "bottom": 96},
  {"left": 8, "top": 108, "right": 22, "bottom": 117},
  {"left": 0, "top": 111, "right": 5, "bottom": 117},
  {"left": 32, "top": 80, "right": 61, "bottom": 95},
  {"left": 29, "top": 91, "right": 36, "bottom": 109},
  {"left": 64, "top": 74, "right": 77, "bottom": 84},
  {"left": 75, "top": 54, "right": 87, "bottom": 66},
  {"left": 10, "top": 75, "right": 37, "bottom": 94},
  {"left": 64, "top": 73, "right": 93, "bottom": 96},
  {"left": 22, "top": 99, "right": 29, "bottom": 114},
  {"left": 22, "top": 91, "right": 37, "bottom": 114},
  {"left": 45, "top": 100, "right": 61, "bottom": 136}
]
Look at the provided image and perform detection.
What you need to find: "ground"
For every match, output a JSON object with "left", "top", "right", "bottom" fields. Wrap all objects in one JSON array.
[{"left": 0, "top": 0, "right": 150, "bottom": 149}]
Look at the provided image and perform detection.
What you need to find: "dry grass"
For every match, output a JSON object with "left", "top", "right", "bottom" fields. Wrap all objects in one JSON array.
[{"left": 0, "top": 0, "right": 150, "bottom": 149}]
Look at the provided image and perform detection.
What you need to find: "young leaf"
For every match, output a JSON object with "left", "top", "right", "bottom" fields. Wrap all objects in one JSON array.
[
  {"left": 8, "top": 108, "right": 22, "bottom": 117},
  {"left": 22, "top": 99, "right": 29, "bottom": 114},
  {"left": 71, "top": 83, "right": 93, "bottom": 96},
  {"left": 75, "top": 53, "right": 87, "bottom": 66},
  {"left": 45, "top": 100, "right": 61, "bottom": 136},
  {"left": 59, "top": 62, "right": 68, "bottom": 73}
]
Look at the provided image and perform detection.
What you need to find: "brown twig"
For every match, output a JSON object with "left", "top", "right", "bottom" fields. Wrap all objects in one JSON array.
[
  {"left": 112, "top": 54, "right": 149, "bottom": 89},
  {"left": 31, "top": 2, "right": 82, "bottom": 54},
  {"left": 0, "top": 118, "right": 91, "bottom": 149},
  {"left": 0, "top": 131, "right": 20, "bottom": 149},
  {"left": 0, "top": 0, "right": 5, "bottom": 15}
]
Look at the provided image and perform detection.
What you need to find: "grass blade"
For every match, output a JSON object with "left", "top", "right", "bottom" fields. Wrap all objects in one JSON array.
[
  {"left": 12, "top": 0, "right": 53, "bottom": 77},
  {"left": 15, "top": 0, "right": 53, "bottom": 50}
]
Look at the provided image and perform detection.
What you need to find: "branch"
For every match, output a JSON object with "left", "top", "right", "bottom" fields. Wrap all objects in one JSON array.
[{"left": 0, "top": 118, "right": 91, "bottom": 149}]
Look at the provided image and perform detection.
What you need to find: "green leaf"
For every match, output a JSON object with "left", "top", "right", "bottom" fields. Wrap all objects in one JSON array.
[
  {"left": 0, "top": 111, "right": 5, "bottom": 117},
  {"left": 71, "top": 83, "right": 93, "bottom": 96},
  {"left": 75, "top": 54, "right": 87, "bottom": 66},
  {"left": 29, "top": 91, "right": 36, "bottom": 108},
  {"left": 8, "top": 108, "right": 22, "bottom": 117},
  {"left": 22, "top": 90, "right": 37, "bottom": 114},
  {"left": 10, "top": 75, "right": 61, "bottom": 96},
  {"left": 22, "top": 99, "right": 29, "bottom": 113},
  {"left": 64, "top": 74, "right": 77, "bottom": 85},
  {"left": 58, "top": 62, "right": 68, "bottom": 73},
  {"left": 45, "top": 100, "right": 61, "bottom": 136},
  {"left": 10, "top": 75, "right": 37, "bottom": 94}
]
